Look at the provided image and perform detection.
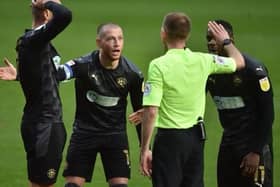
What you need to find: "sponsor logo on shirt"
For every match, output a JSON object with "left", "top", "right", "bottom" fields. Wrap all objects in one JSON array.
[
  {"left": 213, "top": 96, "right": 245, "bottom": 110},
  {"left": 86, "top": 90, "right": 120, "bottom": 107}
]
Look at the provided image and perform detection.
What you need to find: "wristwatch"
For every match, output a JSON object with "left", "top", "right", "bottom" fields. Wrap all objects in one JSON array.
[{"left": 222, "top": 39, "right": 232, "bottom": 47}]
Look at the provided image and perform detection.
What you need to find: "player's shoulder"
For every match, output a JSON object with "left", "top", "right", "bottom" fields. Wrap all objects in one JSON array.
[
  {"left": 121, "top": 56, "right": 143, "bottom": 78},
  {"left": 24, "top": 25, "right": 47, "bottom": 39},
  {"left": 73, "top": 50, "right": 97, "bottom": 64},
  {"left": 243, "top": 54, "right": 268, "bottom": 78}
]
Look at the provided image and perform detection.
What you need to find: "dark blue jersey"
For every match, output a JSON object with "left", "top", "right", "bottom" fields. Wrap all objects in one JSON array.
[
  {"left": 16, "top": 2, "right": 72, "bottom": 123},
  {"left": 58, "top": 50, "right": 144, "bottom": 135},
  {"left": 207, "top": 54, "right": 274, "bottom": 154}
]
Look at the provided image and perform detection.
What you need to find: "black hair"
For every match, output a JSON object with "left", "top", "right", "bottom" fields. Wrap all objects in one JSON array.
[{"left": 214, "top": 19, "right": 233, "bottom": 37}]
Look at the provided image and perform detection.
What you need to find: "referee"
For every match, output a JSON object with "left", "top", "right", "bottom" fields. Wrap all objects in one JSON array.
[
  {"left": 206, "top": 20, "right": 274, "bottom": 187},
  {"left": 14, "top": 0, "right": 71, "bottom": 187},
  {"left": 140, "top": 12, "right": 245, "bottom": 187}
]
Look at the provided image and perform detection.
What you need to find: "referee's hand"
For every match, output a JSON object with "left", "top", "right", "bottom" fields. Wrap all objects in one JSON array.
[{"left": 140, "top": 149, "right": 152, "bottom": 178}]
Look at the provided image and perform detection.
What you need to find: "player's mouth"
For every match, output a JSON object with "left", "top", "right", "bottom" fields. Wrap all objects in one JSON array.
[{"left": 112, "top": 49, "right": 121, "bottom": 55}]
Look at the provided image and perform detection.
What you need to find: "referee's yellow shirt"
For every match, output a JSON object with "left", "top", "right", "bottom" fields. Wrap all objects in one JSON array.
[{"left": 143, "top": 48, "right": 236, "bottom": 129}]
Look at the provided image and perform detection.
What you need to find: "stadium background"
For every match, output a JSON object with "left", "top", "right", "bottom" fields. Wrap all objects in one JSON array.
[{"left": 0, "top": 0, "right": 279, "bottom": 186}]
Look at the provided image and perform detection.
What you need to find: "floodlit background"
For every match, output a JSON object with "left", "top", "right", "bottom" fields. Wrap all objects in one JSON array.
[{"left": 0, "top": 0, "right": 279, "bottom": 186}]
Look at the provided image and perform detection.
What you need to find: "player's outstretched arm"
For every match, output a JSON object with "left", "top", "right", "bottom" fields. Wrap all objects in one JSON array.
[{"left": 0, "top": 58, "right": 17, "bottom": 81}]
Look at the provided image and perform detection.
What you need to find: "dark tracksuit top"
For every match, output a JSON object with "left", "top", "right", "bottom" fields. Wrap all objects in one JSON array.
[
  {"left": 16, "top": 2, "right": 72, "bottom": 123},
  {"left": 207, "top": 54, "right": 274, "bottom": 155}
]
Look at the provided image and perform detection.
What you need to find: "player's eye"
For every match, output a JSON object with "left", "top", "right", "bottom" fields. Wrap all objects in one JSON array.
[{"left": 206, "top": 35, "right": 212, "bottom": 42}]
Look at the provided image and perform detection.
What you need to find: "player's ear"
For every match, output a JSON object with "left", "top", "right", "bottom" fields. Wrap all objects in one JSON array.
[
  {"left": 45, "top": 10, "right": 53, "bottom": 21},
  {"left": 160, "top": 28, "right": 167, "bottom": 42},
  {"left": 96, "top": 38, "right": 101, "bottom": 48}
]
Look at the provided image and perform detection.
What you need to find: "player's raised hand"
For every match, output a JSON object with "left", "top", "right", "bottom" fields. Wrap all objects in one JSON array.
[
  {"left": 0, "top": 58, "right": 17, "bottom": 81},
  {"left": 32, "top": 0, "right": 61, "bottom": 9},
  {"left": 208, "top": 21, "right": 230, "bottom": 46},
  {"left": 140, "top": 149, "right": 152, "bottom": 178}
]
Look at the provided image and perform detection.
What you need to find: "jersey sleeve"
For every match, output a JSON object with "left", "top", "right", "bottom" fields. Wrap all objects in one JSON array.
[
  {"left": 208, "top": 54, "right": 237, "bottom": 74},
  {"left": 130, "top": 71, "right": 144, "bottom": 111},
  {"left": 56, "top": 53, "right": 91, "bottom": 81},
  {"left": 143, "top": 61, "right": 163, "bottom": 107},
  {"left": 25, "top": 2, "right": 72, "bottom": 46},
  {"left": 129, "top": 70, "right": 144, "bottom": 145},
  {"left": 249, "top": 66, "right": 274, "bottom": 154}
]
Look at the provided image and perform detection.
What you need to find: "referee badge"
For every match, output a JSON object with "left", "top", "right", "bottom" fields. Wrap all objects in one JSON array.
[
  {"left": 259, "top": 77, "right": 270, "bottom": 92},
  {"left": 143, "top": 82, "right": 151, "bottom": 96},
  {"left": 213, "top": 55, "right": 226, "bottom": 65}
]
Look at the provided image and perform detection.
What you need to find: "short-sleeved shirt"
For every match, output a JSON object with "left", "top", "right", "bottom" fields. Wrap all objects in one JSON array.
[
  {"left": 58, "top": 50, "right": 144, "bottom": 134},
  {"left": 143, "top": 48, "right": 236, "bottom": 129},
  {"left": 207, "top": 54, "right": 274, "bottom": 153}
]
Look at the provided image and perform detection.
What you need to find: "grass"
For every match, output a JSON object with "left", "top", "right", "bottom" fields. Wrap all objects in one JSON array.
[{"left": 0, "top": 0, "right": 279, "bottom": 186}]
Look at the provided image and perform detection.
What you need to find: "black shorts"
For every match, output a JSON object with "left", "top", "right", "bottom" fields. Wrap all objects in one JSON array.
[
  {"left": 152, "top": 126, "right": 205, "bottom": 187},
  {"left": 21, "top": 121, "right": 66, "bottom": 185},
  {"left": 63, "top": 126, "right": 130, "bottom": 182},
  {"left": 217, "top": 143, "right": 273, "bottom": 187}
]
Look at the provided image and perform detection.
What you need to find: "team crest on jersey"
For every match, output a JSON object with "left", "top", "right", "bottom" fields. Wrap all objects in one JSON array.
[
  {"left": 117, "top": 77, "right": 127, "bottom": 88},
  {"left": 233, "top": 75, "right": 242, "bottom": 86},
  {"left": 259, "top": 77, "right": 270, "bottom": 92},
  {"left": 143, "top": 82, "right": 151, "bottom": 96},
  {"left": 47, "top": 169, "right": 56, "bottom": 179}
]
